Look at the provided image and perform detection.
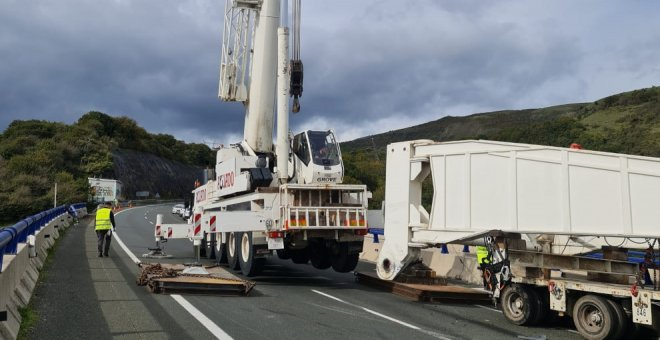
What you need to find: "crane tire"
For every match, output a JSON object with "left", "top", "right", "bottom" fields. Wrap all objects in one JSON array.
[
  {"left": 291, "top": 248, "right": 309, "bottom": 264},
  {"left": 331, "top": 243, "right": 359, "bottom": 273},
  {"left": 276, "top": 248, "right": 291, "bottom": 260},
  {"left": 215, "top": 233, "right": 228, "bottom": 264},
  {"left": 310, "top": 244, "right": 332, "bottom": 270},
  {"left": 226, "top": 232, "right": 240, "bottom": 270},
  {"left": 238, "top": 232, "right": 265, "bottom": 277}
]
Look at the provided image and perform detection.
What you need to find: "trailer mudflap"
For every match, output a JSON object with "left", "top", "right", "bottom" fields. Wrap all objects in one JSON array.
[
  {"left": 634, "top": 291, "right": 653, "bottom": 325},
  {"left": 549, "top": 280, "right": 567, "bottom": 312}
]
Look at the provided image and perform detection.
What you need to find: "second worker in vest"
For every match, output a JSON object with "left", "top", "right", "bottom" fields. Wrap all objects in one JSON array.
[{"left": 95, "top": 201, "right": 116, "bottom": 257}]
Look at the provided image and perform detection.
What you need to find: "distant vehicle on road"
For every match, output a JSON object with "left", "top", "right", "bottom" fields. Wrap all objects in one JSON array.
[
  {"left": 182, "top": 207, "right": 191, "bottom": 219},
  {"left": 171, "top": 204, "right": 184, "bottom": 215}
]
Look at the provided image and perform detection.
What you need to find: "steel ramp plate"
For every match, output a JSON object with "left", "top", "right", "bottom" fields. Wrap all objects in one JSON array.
[
  {"left": 138, "top": 263, "right": 255, "bottom": 295},
  {"left": 153, "top": 276, "right": 254, "bottom": 295}
]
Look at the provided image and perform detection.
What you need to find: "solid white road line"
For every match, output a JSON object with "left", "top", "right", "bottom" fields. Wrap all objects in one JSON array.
[
  {"left": 114, "top": 207, "right": 231, "bottom": 340},
  {"left": 312, "top": 289, "right": 453, "bottom": 340},
  {"left": 112, "top": 232, "right": 141, "bottom": 265},
  {"left": 171, "top": 294, "right": 233, "bottom": 340}
]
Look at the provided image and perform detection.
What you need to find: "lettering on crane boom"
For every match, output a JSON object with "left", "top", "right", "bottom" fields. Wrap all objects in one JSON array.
[
  {"left": 217, "top": 171, "right": 235, "bottom": 190},
  {"left": 195, "top": 189, "right": 207, "bottom": 203},
  {"left": 316, "top": 177, "right": 336, "bottom": 183}
]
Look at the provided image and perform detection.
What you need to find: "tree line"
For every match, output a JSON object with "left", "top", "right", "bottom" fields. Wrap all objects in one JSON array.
[{"left": 0, "top": 111, "right": 213, "bottom": 224}]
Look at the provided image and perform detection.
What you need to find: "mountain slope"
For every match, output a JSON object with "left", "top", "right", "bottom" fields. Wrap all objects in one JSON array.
[
  {"left": 340, "top": 86, "right": 660, "bottom": 209},
  {"left": 342, "top": 86, "right": 660, "bottom": 157}
]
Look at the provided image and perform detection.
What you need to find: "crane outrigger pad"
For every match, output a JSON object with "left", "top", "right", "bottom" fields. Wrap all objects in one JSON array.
[
  {"left": 137, "top": 263, "right": 255, "bottom": 295},
  {"left": 355, "top": 271, "right": 490, "bottom": 304}
]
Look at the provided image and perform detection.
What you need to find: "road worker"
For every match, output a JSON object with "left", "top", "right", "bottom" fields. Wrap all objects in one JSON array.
[
  {"left": 476, "top": 245, "right": 491, "bottom": 269},
  {"left": 476, "top": 245, "right": 491, "bottom": 289},
  {"left": 95, "top": 201, "right": 116, "bottom": 257}
]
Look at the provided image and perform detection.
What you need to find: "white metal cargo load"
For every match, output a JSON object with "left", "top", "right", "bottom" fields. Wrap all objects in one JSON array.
[{"left": 377, "top": 139, "right": 660, "bottom": 280}]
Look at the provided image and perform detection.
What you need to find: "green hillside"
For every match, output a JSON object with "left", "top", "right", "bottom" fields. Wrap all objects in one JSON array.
[
  {"left": 0, "top": 111, "right": 213, "bottom": 223},
  {"left": 341, "top": 86, "right": 660, "bottom": 209}
]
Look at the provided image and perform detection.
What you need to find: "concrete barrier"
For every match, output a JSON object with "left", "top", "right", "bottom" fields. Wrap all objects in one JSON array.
[{"left": 0, "top": 207, "right": 87, "bottom": 340}]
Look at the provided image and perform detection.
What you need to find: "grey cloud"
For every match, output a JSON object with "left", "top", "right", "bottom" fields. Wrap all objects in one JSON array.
[{"left": 2, "top": 0, "right": 660, "bottom": 145}]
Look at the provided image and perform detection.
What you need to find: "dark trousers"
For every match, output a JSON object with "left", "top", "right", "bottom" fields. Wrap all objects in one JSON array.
[{"left": 96, "top": 230, "right": 112, "bottom": 255}]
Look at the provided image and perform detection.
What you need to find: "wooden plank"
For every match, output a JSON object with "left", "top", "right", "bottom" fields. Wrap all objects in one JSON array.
[{"left": 356, "top": 271, "right": 490, "bottom": 303}]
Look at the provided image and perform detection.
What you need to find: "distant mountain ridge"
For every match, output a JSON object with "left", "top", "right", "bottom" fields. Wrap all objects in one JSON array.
[{"left": 340, "top": 86, "right": 660, "bottom": 209}]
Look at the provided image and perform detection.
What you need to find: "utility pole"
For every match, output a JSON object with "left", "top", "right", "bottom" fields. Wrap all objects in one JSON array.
[{"left": 54, "top": 182, "right": 58, "bottom": 207}]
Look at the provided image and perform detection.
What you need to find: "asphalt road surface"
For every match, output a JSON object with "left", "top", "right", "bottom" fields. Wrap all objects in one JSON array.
[{"left": 111, "top": 204, "right": 582, "bottom": 340}]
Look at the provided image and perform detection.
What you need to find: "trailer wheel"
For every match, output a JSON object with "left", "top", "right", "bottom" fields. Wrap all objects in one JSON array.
[
  {"left": 532, "top": 287, "right": 551, "bottom": 326},
  {"left": 309, "top": 244, "right": 332, "bottom": 270},
  {"left": 215, "top": 234, "right": 228, "bottom": 264},
  {"left": 331, "top": 243, "right": 359, "bottom": 273},
  {"left": 239, "top": 232, "right": 265, "bottom": 277},
  {"left": 226, "top": 232, "right": 240, "bottom": 270},
  {"left": 500, "top": 284, "right": 542, "bottom": 326},
  {"left": 290, "top": 248, "right": 309, "bottom": 264},
  {"left": 605, "top": 298, "right": 628, "bottom": 340},
  {"left": 573, "top": 294, "right": 617, "bottom": 340}
]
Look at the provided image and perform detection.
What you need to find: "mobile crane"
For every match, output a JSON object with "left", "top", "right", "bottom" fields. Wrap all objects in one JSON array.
[{"left": 155, "top": 0, "right": 369, "bottom": 277}]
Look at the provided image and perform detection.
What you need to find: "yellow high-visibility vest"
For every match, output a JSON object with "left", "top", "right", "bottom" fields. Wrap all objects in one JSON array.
[
  {"left": 476, "top": 246, "right": 490, "bottom": 265},
  {"left": 95, "top": 208, "right": 112, "bottom": 230}
]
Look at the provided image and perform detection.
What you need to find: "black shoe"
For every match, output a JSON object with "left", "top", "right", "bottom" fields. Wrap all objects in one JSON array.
[
  {"left": 98, "top": 253, "right": 103, "bottom": 257},
  {"left": 103, "top": 253, "right": 109, "bottom": 257}
]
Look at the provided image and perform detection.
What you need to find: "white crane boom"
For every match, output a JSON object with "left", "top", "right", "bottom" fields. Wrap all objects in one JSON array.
[{"left": 219, "top": 0, "right": 280, "bottom": 154}]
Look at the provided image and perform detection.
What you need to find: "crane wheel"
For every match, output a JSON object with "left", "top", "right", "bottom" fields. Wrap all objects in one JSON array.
[
  {"left": 226, "top": 232, "right": 240, "bottom": 270},
  {"left": 310, "top": 243, "right": 332, "bottom": 270},
  {"left": 215, "top": 234, "right": 228, "bottom": 264},
  {"left": 290, "top": 248, "right": 309, "bottom": 264},
  {"left": 200, "top": 233, "right": 208, "bottom": 258},
  {"left": 331, "top": 243, "right": 359, "bottom": 273},
  {"left": 276, "top": 248, "right": 291, "bottom": 260},
  {"left": 238, "top": 232, "right": 265, "bottom": 277}
]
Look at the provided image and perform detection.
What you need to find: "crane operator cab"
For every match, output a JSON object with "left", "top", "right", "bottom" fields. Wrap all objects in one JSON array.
[{"left": 291, "top": 130, "right": 344, "bottom": 184}]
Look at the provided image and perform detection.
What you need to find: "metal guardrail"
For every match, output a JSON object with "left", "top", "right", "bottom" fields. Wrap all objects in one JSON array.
[{"left": 0, "top": 203, "right": 85, "bottom": 270}]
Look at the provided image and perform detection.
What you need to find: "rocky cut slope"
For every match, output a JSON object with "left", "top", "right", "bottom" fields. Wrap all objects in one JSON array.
[{"left": 112, "top": 149, "right": 203, "bottom": 200}]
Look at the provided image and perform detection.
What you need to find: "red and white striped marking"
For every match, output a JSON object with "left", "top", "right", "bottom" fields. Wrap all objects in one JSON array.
[
  {"left": 155, "top": 214, "right": 164, "bottom": 241},
  {"left": 194, "top": 213, "right": 202, "bottom": 236},
  {"left": 168, "top": 227, "right": 173, "bottom": 238},
  {"left": 209, "top": 215, "right": 216, "bottom": 232}
]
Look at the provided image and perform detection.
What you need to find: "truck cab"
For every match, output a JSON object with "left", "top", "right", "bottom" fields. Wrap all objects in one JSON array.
[{"left": 291, "top": 130, "right": 344, "bottom": 184}]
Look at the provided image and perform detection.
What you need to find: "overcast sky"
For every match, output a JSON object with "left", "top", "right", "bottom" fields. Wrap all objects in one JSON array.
[{"left": 2, "top": 1, "right": 659, "bottom": 145}]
